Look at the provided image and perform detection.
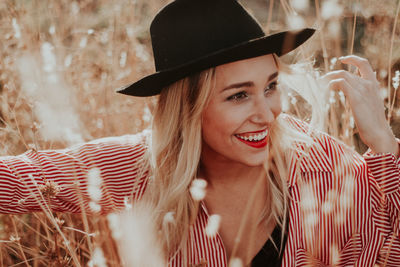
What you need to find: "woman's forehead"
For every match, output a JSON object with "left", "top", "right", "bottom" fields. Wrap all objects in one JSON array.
[{"left": 215, "top": 54, "right": 278, "bottom": 87}]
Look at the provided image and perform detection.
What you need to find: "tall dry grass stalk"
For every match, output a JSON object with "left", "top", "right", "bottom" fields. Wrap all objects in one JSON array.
[{"left": 0, "top": 0, "right": 399, "bottom": 266}]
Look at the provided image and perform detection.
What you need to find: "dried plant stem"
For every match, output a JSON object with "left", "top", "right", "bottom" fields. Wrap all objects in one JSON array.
[
  {"left": 14, "top": 215, "right": 51, "bottom": 243},
  {"left": 54, "top": 231, "right": 61, "bottom": 263},
  {"left": 11, "top": 217, "right": 30, "bottom": 267},
  {"left": 349, "top": 0, "right": 359, "bottom": 56},
  {"left": 10, "top": 109, "right": 29, "bottom": 150},
  {"left": 388, "top": 0, "right": 400, "bottom": 123},
  {"left": 279, "top": 0, "right": 291, "bottom": 15},
  {"left": 265, "top": 0, "right": 274, "bottom": 34},
  {"left": 314, "top": 0, "right": 329, "bottom": 72},
  {"left": 47, "top": 213, "right": 81, "bottom": 266},
  {"left": 0, "top": 243, "right": 3, "bottom": 266},
  {"left": 342, "top": 103, "right": 354, "bottom": 146},
  {"left": 98, "top": 218, "right": 122, "bottom": 265},
  {"left": 74, "top": 181, "right": 94, "bottom": 254},
  {"left": 330, "top": 105, "right": 339, "bottom": 139},
  {"left": 34, "top": 221, "right": 40, "bottom": 267},
  {"left": 229, "top": 171, "right": 266, "bottom": 263},
  {"left": 26, "top": 179, "right": 82, "bottom": 267}
]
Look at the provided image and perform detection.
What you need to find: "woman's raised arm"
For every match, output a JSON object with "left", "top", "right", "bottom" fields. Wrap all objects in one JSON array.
[
  {"left": 322, "top": 55, "right": 399, "bottom": 156},
  {"left": 319, "top": 55, "right": 400, "bottom": 264},
  {"left": 0, "top": 131, "right": 150, "bottom": 214}
]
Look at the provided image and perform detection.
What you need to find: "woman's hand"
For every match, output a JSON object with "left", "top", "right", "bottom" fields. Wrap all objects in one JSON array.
[{"left": 321, "top": 55, "right": 399, "bottom": 156}]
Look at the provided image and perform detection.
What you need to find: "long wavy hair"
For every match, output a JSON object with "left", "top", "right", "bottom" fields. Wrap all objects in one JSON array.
[{"left": 143, "top": 54, "right": 315, "bottom": 261}]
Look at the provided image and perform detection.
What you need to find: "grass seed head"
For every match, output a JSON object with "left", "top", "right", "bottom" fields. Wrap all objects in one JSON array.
[
  {"left": 39, "top": 180, "right": 61, "bottom": 199},
  {"left": 205, "top": 214, "right": 221, "bottom": 237},
  {"left": 190, "top": 178, "right": 207, "bottom": 201}
]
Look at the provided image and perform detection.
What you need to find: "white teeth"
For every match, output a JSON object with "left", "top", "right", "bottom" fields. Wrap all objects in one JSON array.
[{"left": 236, "top": 129, "right": 269, "bottom": 142}]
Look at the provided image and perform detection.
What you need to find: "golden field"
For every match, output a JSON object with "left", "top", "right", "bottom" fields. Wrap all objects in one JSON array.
[{"left": 0, "top": 0, "right": 399, "bottom": 266}]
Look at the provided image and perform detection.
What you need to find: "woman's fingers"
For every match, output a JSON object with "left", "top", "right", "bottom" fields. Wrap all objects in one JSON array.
[
  {"left": 339, "top": 55, "right": 377, "bottom": 81},
  {"left": 322, "top": 69, "right": 360, "bottom": 84},
  {"left": 320, "top": 70, "right": 364, "bottom": 100},
  {"left": 328, "top": 78, "right": 352, "bottom": 97},
  {"left": 321, "top": 55, "right": 398, "bottom": 155}
]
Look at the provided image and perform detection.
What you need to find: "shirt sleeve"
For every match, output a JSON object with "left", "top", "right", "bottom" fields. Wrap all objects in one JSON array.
[
  {"left": 283, "top": 115, "right": 400, "bottom": 265},
  {"left": 363, "top": 140, "right": 400, "bottom": 265},
  {"left": 363, "top": 140, "right": 400, "bottom": 207},
  {"left": 0, "top": 131, "right": 150, "bottom": 214}
]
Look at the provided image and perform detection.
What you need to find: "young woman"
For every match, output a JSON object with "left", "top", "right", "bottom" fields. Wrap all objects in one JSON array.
[{"left": 1, "top": 0, "right": 399, "bottom": 266}]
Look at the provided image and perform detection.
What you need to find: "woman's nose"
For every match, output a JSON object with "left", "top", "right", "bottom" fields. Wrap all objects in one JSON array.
[{"left": 249, "top": 95, "right": 277, "bottom": 124}]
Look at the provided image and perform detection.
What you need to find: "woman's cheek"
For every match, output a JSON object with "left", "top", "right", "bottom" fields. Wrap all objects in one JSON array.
[{"left": 271, "top": 92, "right": 282, "bottom": 116}]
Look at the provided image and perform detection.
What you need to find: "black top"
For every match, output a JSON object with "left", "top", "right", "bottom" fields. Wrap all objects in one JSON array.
[{"left": 250, "top": 223, "right": 288, "bottom": 267}]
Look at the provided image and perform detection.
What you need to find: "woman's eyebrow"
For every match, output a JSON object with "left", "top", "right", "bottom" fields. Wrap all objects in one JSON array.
[{"left": 222, "top": 71, "right": 279, "bottom": 92}]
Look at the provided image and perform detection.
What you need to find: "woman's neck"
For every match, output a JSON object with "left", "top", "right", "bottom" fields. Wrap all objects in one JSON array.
[
  {"left": 199, "top": 153, "right": 272, "bottom": 263},
  {"left": 199, "top": 155, "right": 265, "bottom": 191}
]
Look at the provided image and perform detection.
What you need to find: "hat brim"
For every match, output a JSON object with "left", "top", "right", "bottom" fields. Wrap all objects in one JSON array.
[{"left": 117, "top": 28, "right": 315, "bottom": 97}]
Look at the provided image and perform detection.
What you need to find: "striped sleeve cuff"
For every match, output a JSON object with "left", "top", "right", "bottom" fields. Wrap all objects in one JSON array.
[{"left": 364, "top": 143, "right": 400, "bottom": 195}]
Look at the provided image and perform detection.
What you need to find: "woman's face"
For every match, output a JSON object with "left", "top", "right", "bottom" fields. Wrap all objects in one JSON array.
[{"left": 201, "top": 54, "right": 281, "bottom": 167}]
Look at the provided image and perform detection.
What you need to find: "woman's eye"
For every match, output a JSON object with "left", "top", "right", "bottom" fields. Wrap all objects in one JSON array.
[
  {"left": 227, "top": 91, "right": 248, "bottom": 101},
  {"left": 265, "top": 81, "right": 278, "bottom": 95}
]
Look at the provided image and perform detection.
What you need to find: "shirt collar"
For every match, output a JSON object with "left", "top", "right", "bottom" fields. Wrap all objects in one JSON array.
[{"left": 287, "top": 141, "right": 332, "bottom": 188}]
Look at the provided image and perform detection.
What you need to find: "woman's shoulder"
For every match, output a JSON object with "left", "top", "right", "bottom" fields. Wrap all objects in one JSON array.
[
  {"left": 281, "top": 114, "right": 357, "bottom": 152},
  {"left": 6, "top": 129, "right": 153, "bottom": 171},
  {"left": 62, "top": 129, "right": 151, "bottom": 155},
  {"left": 281, "top": 114, "right": 365, "bottom": 173},
  {"left": 80, "top": 129, "right": 150, "bottom": 146}
]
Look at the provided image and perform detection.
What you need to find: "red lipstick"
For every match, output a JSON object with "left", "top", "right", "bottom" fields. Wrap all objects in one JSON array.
[{"left": 234, "top": 129, "right": 269, "bottom": 148}]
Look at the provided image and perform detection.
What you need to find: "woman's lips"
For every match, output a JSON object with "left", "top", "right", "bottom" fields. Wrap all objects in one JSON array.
[
  {"left": 234, "top": 129, "right": 269, "bottom": 148},
  {"left": 235, "top": 135, "right": 268, "bottom": 148}
]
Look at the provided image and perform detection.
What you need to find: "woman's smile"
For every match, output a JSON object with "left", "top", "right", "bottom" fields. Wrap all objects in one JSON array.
[{"left": 234, "top": 129, "right": 269, "bottom": 148}]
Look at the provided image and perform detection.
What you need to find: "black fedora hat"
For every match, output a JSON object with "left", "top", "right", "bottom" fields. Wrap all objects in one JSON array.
[{"left": 118, "top": 0, "right": 315, "bottom": 97}]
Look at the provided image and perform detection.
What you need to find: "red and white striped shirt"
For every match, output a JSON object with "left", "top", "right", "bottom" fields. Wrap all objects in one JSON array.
[{"left": 0, "top": 116, "right": 399, "bottom": 266}]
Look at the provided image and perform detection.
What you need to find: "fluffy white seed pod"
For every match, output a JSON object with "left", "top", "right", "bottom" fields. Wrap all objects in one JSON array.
[
  {"left": 107, "top": 213, "right": 122, "bottom": 240},
  {"left": 205, "top": 214, "right": 221, "bottom": 237},
  {"left": 87, "top": 168, "right": 102, "bottom": 202},
  {"left": 321, "top": 0, "right": 343, "bottom": 20},
  {"left": 163, "top": 211, "right": 175, "bottom": 225},
  {"left": 229, "top": 258, "right": 243, "bottom": 267},
  {"left": 87, "top": 247, "right": 107, "bottom": 267},
  {"left": 118, "top": 204, "right": 166, "bottom": 266},
  {"left": 190, "top": 179, "right": 207, "bottom": 201},
  {"left": 290, "top": 0, "right": 309, "bottom": 12}
]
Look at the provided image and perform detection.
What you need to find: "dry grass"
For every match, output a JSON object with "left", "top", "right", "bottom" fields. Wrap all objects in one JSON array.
[{"left": 0, "top": 0, "right": 399, "bottom": 266}]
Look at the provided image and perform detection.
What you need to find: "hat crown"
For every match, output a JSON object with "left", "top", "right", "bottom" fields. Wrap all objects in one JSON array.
[{"left": 150, "top": 0, "right": 265, "bottom": 71}]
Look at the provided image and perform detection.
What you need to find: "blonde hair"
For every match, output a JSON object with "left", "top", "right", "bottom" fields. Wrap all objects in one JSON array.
[
  {"left": 144, "top": 54, "right": 314, "bottom": 260},
  {"left": 144, "top": 68, "right": 216, "bottom": 259}
]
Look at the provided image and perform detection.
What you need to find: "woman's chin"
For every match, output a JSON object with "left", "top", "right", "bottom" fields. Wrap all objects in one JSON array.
[{"left": 236, "top": 155, "right": 268, "bottom": 167}]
